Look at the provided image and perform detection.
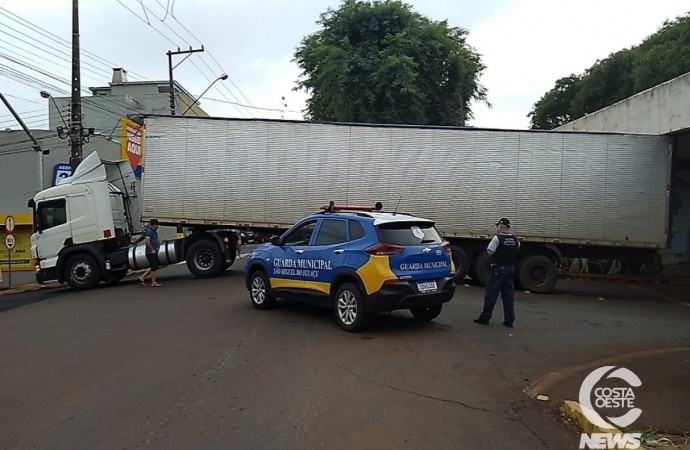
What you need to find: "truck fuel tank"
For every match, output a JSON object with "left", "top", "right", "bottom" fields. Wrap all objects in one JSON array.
[{"left": 128, "top": 238, "right": 184, "bottom": 270}]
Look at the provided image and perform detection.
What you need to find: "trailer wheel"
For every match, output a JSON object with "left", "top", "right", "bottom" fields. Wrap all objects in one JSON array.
[
  {"left": 64, "top": 253, "right": 101, "bottom": 290},
  {"left": 186, "top": 240, "right": 224, "bottom": 278},
  {"left": 450, "top": 245, "right": 470, "bottom": 282},
  {"left": 472, "top": 252, "right": 492, "bottom": 287},
  {"left": 517, "top": 255, "right": 557, "bottom": 294}
]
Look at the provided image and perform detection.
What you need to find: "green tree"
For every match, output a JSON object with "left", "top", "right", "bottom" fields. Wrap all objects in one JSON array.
[
  {"left": 529, "top": 12, "right": 690, "bottom": 129},
  {"left": 528, "top": 75, "right": 582, "bottom": 130},
  {"left": 293, "top": 0, "right": 488, "bottom": 126}
]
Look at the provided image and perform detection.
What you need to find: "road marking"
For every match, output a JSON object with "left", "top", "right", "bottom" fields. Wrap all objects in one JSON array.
[
  {"left": 627, "top": 283, "right": 689, "bottom": 307},
  {"left": 525, "top": 346, "right": 690, "bottom": 399}
]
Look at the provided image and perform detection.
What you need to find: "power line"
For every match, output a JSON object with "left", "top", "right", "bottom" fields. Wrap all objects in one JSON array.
[
  {"left": 116, "top": 0, "right": 254, "bottom": 117},
  {"left": 0, "top": 37, "right": 110, "bottom": 83},
  {"left": 0, "top": 108, "right": 43, "bottom": 119},
  {"left": 0, "top": 26, "right": 115, "bottom": 79},
  {"left": 0, "top": 6, "right": 150, "bottom": 81},
  {"left": 3, "top": 93, "right": 44, "bottom": 106},
  {"left": 149, "top": 0, "right": 262, "bottom": 117},
  {"left": 202, "top": 96, "right": 303, "bottom": 114}
]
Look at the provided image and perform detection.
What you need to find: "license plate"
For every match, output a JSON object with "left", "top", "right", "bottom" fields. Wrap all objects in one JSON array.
[{"left": 417, "top": 281, "right": 438, "bottom": 293}]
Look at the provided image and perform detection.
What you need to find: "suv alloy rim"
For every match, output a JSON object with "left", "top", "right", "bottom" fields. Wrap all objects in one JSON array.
[
  {"left": 337, "top": 290, "right": 357, "bottom": 325},
  {"left": 251, "top": 276, "right": 266, "bottom": 304}
]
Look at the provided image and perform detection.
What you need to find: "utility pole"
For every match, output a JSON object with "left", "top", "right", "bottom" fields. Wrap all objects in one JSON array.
[
  {"left": 167, "top": 46, "right": 204, "bottom": 115},
  {"left": 0, "top": 92, "right": 49, "bottom": 191},
  {"left": 70, "top": 0, "right": 83, "bottom": 172}
]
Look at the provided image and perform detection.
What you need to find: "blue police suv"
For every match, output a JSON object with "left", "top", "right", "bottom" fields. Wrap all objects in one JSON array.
[{"left": 244, "top": 202, "right": 457, "bottom": 332}]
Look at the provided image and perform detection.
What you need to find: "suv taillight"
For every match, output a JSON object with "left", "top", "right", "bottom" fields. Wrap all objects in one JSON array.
[
  {"left": 364, "top": 242, "right": 404, "bottom": 255},
  {"left": 441, "top": 241, "right": 451, "bottom": 253}
]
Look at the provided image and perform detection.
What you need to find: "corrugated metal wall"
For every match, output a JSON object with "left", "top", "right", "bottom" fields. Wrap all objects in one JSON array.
[{"left": 141, "top": 117, "right": 672, "bottom": 247}]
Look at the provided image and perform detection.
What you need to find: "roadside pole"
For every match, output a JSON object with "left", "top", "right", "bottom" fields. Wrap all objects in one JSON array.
[{"left": 4, "top": 215, "right": 16, "bottom": 289}]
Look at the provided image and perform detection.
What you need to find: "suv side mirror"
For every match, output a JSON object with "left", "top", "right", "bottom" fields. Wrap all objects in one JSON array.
[{"left": 270, "top": 236, "right": 281, "bottom": 246}]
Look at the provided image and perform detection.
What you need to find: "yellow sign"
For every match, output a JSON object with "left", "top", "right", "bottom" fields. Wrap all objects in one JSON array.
[{"left": 120, "top": 116, "right": 144, "bottom": 176}]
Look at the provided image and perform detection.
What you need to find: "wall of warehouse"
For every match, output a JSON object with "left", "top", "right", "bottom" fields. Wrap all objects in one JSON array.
[
  {"left": 555, "top": 72, "right": 690, "bottom": 269},
  {"left": 556, "top": 71, "right": 690, "bottom": 135}
]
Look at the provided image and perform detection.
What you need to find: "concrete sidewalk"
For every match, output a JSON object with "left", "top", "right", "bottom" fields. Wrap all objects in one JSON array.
[
  {"left": 0, "top": 270, "right": 49, "bottom": 296},
  {"left": 535, "top": 349, "right": 690, "bottom": 436}
]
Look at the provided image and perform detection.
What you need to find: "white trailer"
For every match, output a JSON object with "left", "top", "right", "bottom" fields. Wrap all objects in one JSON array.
[
  {"left": 140, "top": 115, "right": 672, "bottom": 293},
  {"left": 28, "top": 114, "right": 672, "bottom": 293}
]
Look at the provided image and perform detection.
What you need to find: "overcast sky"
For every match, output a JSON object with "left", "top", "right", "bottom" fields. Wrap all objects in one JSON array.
[{"left": 0, "top": 0, "right": 688, "bottom": 131}]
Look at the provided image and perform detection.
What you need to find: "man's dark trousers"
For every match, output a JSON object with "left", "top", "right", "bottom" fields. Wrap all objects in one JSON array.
[{"left": 479, "top": 264, "right": 515, "bottom": 325}]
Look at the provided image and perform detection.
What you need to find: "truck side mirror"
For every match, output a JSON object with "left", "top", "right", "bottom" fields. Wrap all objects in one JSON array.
[
  {"left": 27, "top": 199, "right": 35, "bottom": 208},
  {"left": 270, "top": 236, "right": 281, "bottom": 246}
]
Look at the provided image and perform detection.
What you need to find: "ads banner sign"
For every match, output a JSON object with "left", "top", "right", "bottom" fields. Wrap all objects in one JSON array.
[{"left": 120, "top": 116, "right": 144, "bottom": 179}]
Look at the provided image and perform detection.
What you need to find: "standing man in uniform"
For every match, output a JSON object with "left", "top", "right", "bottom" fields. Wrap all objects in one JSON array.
[
  {"left": 139, "top": 219, "right": 162, "bottom": 287},
  {"left": 474, "top": 218, "right": 519, "bottom": 327}
]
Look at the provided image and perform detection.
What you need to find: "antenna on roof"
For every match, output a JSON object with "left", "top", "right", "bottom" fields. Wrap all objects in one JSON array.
[{"left": 393, "top": 195, "right": 402, "bottom": 215}]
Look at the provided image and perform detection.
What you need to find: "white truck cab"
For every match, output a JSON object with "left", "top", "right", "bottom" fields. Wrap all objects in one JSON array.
[
  {"left": 29, "top": 152, "right": 142, "bottom": 289},
  {"left": 28, "top": 151, "right": 238, "bottom": 290}
]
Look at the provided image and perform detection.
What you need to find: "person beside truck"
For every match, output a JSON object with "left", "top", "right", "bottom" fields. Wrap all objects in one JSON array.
[{"left": 139, "top": 219, "right": 162, "bottom": 287}]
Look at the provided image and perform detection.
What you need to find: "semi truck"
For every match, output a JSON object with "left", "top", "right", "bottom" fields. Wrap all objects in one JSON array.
[{"left": 28, "top": 115, "right": 673, "bottom": 293}]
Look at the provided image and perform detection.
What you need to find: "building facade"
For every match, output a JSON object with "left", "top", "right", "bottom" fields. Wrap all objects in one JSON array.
[{"left": 1, "top": 69, "right": 205, "bottom": 272}]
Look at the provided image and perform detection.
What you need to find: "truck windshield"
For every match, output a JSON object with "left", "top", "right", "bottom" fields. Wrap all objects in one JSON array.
[{"left": 376, "top": 221, "right": 443, "bottom": 245}]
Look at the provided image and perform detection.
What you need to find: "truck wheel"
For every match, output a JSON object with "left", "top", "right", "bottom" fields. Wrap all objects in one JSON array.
[
  {"left": 450, "top": 245, "right": 470, "bottom": 282},
  {"left": 64, "top": 253, "right": 101, "bottom": 290},
  {"left": 517, "top": 255, "right": 557, "bottom": 294},
  {"left": 333, "top": 282, "right": 371, "bottom": 332},
  {"left": 186, "top": 240, "right": 224, "bottom": 278},
  {"left": 472, "top": 252, "right": 492, "bottom": 287},
  {"left": 249, "top": 270, "right": 276, "bottom": 310},
  {"left": 410, "top": 305, "right": 443, "bottom": 322}
]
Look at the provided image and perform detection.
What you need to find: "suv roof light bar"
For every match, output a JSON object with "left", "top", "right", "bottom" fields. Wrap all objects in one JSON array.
[{"left": 319, "top": 201, "right": 383, "bottom": 213}]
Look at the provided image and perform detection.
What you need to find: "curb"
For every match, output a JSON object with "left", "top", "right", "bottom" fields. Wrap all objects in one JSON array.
[
  {"left": 558, "top": 400, "right": 687, "bottom": 449},
  {"left": 559, "top": 400, "right": 620, "bottom": 436},
  {"left": 0, "top": 256, "right": 248, "bottom": 297},
  {"left": 0, "top": 282, "right": 65, "bottom": 297},
  {"left": 0, "top": 269, "right": 146, "bottom": 297}
]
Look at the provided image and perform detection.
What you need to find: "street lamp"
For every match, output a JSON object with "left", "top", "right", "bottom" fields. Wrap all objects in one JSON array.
[
  {"left": 181, "top": 73, "right": 228, "bottom": 116},
  {"left": 0, "top": 91, "right": 49, "bottom": 191},
  {"left": 40, "top": 90, "right": 70, "bottom": 139}
]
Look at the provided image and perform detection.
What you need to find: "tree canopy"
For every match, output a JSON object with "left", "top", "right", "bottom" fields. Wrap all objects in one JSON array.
[
  {"left": 292, "top": 0, "right": 488, "bottom": 126},
  {"left": 529, "top": 12, "right": 690, "bottom": 129}
]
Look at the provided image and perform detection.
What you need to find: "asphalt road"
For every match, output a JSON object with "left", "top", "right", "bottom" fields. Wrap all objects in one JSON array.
[{"left": 1, "top": 256, "right": 689, "bottom": 450}]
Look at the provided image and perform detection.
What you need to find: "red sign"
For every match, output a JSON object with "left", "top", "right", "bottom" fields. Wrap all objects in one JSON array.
[{"left": 121, "top": 118, "right": 143, "bottom": 170}]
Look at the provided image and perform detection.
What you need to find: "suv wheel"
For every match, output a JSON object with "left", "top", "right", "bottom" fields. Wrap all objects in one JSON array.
[
  {"left": 334, "top": 282, "right": 371, "bottom": 332},
  {"left": 410, "top": 305, "right": 443, "bottom": 321},
  {"left": 249, "top": 270, "right": 275, "bottom": 309}
]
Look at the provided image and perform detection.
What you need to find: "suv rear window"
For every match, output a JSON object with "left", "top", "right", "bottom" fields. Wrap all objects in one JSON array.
[{"left": 376, "top": 221, "right": 443, "bottom": 245}]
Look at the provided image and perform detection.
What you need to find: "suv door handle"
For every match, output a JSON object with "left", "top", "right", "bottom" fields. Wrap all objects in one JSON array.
[
  {"left": 295, "top": 249, "right": 304, "bottom": 254},
  {"left": 334, "top": 249, "right": 344, "bottom": 254}
]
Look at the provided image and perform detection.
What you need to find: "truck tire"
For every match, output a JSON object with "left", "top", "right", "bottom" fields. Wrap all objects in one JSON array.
[
  {"left": 517, "top": 255, "right": 557, "bottom": 294},
  {"left": 64, "top": 253, "right": 101, "bottom": 290},
  {"left": 450, "top": 245, "right": 470, "bottom": 282},
  {"left": 186, "top": 240, "right": 224, "bottom": 278},
  {"left": 471, "top": 252, "right": 492, "bottom": 287}
]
